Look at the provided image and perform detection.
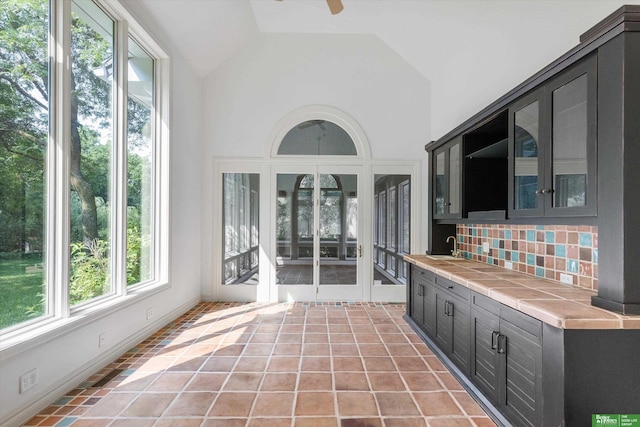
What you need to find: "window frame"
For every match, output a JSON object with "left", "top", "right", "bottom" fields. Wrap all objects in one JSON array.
[{"left": 0, "top": 0, "right": 170, "bottom": 347}]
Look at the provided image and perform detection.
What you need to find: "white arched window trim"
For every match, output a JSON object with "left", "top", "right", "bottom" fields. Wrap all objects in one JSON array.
[{"left": 267, "top": 105, "right": 372, "bottom": 159}]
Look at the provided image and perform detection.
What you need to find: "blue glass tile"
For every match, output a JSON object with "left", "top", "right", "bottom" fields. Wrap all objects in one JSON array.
[
  {"left": 54, "top": 397, "right": 73, "bottom": 406},
  {"left": 459, "top": 235, "right": 465, "bottom": 243},
  {"left": 56, "top": 417, "right": 78, "bottom": 426},
  {"left": 545, "top": 231, "right": 555, "bottom": 243},
  {"left": 477, "top": 246, "right": 482, "bottom": 255},
  {"left": 511, "top": 251, "right": 519, "bottom": 262},
  {"left": 487, "top": 257, "right": 494, "bottom": 265},
  {"left": 536, "top": 225, "right": 545, "bottom": 230},
  {"left": 527, "top": 230, "right": 535, "bottom": 241},
  {"left": 499, "top": 249, "right": 505, "bottom": 260},
  {"left": 555, "top": 245, "right": 566, "bottom": 258},
  {"left": 492, "top": 239, "right": 499, "bottom": 248},
  {"left": 482, "top": 229, "right": 488, "bottom": 237},
  {"left": 472, "top": 228, "right": 477, "bottom": 236},
  {"left": 579, "top": 233, "right": 593, "bottom": 247},
  {"left": 527, "top": 253, "right": 535, "bottom": 265},
  {"left": 505, "top": 230, "right": 512, "bottom": 240},
  {"left": 593, "top": 248, "right": 598, "bottom": 264},
  {"left": 567, "top": 259, "right": 579, "bottom": 273},
  {"left": 535, "top": 267, "right": 545, "bottom": 277}
]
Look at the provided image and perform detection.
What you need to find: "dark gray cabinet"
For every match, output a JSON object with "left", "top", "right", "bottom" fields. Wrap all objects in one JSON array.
[
  {"left": 409, "top": 265, "right": 470, "bottom": 374},
  {"left": 433, "top": 276, "right": 471, "bottom": 375},
  {"left": 410, "top": 267, "right": 435, "bottom": 335},
  {"left": 406, "top": 261, "right": 640, "bottom": 426},
  {"left": 508, "top": 55, "right": 597, "bottom": 218},
  {"left": 433, "top": 137, "right": 462, "bottom": 219},
  {"left": 471, "top": 293, "right": 543, "bottom": 427}
]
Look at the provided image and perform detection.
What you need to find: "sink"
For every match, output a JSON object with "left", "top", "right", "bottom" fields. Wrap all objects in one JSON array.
[{"left": 426, "top": 255, "right": 466, "bottom": 261}]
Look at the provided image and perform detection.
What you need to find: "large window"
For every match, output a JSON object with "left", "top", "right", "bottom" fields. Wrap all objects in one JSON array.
[{"left": 0, "top": 0, "right": 167, "bottom": 332}]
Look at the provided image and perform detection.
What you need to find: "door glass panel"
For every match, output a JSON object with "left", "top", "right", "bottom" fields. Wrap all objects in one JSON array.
[
  {"left": 373, "top": 175, "right": 410, "bottom": 285},
  {"left": 222, "top": 173, "right": 259, "bottom": 284},
  {"left": 435, "top": 152, "right": 445, "bottom": 214},
  {"left": 448, "top": 144, "right": 460, "bottom": 214},
  {"left": 514, "top": 101, "right": 539, "bottom": 210},
  {"left": 276, "top": 174, "right": 313, "bottom": 285},
  {"left": 319, "top": 174, "right": 357, "bottom": 285},
  {"left": 552, "top": 74, "right": 587, "bottom": 208}
]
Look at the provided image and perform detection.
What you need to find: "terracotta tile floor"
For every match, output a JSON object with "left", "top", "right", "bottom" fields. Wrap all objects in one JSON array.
[{"left": 22, "top": 302, "right": 497, "bottom": 427}]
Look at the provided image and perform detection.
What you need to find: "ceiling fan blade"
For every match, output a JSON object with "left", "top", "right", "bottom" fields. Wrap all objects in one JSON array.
[{"left": 326, "top": 0, "right": 344, "bottom": 15}]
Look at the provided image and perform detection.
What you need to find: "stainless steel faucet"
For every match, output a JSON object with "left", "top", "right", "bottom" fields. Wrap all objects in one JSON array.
[{"left": 446, "top": 235, "right": 461, "bottom": 258}]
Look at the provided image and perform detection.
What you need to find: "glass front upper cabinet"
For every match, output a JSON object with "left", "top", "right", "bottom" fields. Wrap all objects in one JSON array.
[
  {"left": 510, "top": 54, "right": 596, "bottom": 218},
  {"left": 433, "top": 137, "right": 461, "bottom": 218}
]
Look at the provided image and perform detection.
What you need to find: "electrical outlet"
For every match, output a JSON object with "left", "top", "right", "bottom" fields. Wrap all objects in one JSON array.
[
  {"left": 505, "top": 261, "right": 513, "bottom": 270},
  {"left": 98, "top": 332, "right": 106, "bottom": 348},
  {"left": 20, "top": 368, "right": 38, "bottom": 394},
  {"left": 146, "top": 307, "right": 154, "bottom": 320},
  {"left": 560, "top": 273, "right": 574, "bottom": 285},
  {"left": 482, "top": 242, "right": 490, "bottom": 253}
]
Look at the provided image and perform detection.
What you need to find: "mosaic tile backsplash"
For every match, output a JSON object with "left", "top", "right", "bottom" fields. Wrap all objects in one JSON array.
[{"left": 457, "top": 224, "right": 598, "bottom": 291}]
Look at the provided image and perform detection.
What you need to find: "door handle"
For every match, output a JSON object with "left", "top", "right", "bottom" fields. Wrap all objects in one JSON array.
[
  {"left": 497, "top": 334, "right": 507, "bottom": 354},
  {"left": 491, "top": 331, "right": 500, "bottom": 350},
  {"left": 444, "top": 301, "right": 453, "bottom": 316},
  {"left": 358, "top": 245, "right": 362, "bottom": 257}
]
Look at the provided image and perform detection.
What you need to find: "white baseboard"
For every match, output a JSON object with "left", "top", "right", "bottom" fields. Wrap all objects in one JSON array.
[{"left": 3, "top": 296, "right": 200, "bottom": 427}]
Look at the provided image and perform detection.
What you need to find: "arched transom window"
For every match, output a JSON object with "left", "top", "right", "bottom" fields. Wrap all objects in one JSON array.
[{"left": 277, "top": 120, "right": 357, "bottom": 155}]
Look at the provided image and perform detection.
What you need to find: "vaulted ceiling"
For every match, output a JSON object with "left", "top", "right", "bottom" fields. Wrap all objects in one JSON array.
[
  {"left": 137, "top": 0, "right": 634, "bottom": 78},
  {"left": 135, "top": 0, "right": 639, "bottom": 138}
]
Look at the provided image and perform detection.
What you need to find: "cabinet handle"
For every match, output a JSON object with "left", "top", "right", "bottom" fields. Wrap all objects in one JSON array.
[
  {"left": 447, "top": 286, "right": 453, "bottom": 289},
  {"left": 536, "top": 188, "right": 554, "bottom": 195},
  {"left": 444, "top": 301, "right": 454, "bottom": 316},
  {"left": 491, "top": 331, "right": 500, "bottom": 350},
  {"left": 497, "top": 334, "right": 507, "bottom": 354}
]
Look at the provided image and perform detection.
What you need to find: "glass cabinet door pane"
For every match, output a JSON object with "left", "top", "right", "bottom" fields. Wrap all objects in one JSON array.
[
  {"left": 513, "top": 101, "right": 540, "bottom": 210},
  {"left": 448, "top": 144, "right": 460, "bottom": 214},
  {"left": 552, "top": 74, "right": 587, "bottom": 208},
  {"left": 435, "top": 151, "right": 445, "bottom": 214}
]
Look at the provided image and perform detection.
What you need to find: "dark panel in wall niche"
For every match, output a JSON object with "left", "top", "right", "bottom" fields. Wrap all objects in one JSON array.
[
  {"left": 621, "top": 31, "right": 640, "bottom": 303},
  {"left": 594, "top": 34, "right": 626, "bottom": 308},
  {"left": 594, "top": 31, "right": 640, "bottom": 314},
  {"left": 563, "top": 329, "right": 640, "bottom": 425}
]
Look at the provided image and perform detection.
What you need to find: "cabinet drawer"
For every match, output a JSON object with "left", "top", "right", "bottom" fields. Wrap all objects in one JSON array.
[
  {"left": 436, "top": 275, "right": 469, "bottom": 301},
  {"left": 500, "top": 304, "right": 542, "bottom": 344},
  {"left": 413, "top": 266, "right": 435, "bottom": 284},
  {"left": 471, "top": 291, "right": 501, "bottom": 315}
]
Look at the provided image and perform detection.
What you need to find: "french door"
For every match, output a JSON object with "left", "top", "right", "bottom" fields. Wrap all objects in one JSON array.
[{"left": 273, "top": 165, "right": 363, "bottom": 301}]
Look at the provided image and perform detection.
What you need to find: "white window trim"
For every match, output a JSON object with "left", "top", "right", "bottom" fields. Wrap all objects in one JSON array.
[{"left": 0, "top": 0, "right": 170, "bottom": 352}]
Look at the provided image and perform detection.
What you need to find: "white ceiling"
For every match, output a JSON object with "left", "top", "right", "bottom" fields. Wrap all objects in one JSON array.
[{"left": 136, "top": 0, "right": 636, "bottom": 79}]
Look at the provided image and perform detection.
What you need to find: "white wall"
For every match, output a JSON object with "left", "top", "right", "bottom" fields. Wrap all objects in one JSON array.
[
  {"left": 250, "top": 0, "right": 640, "bottom": 140},
  {"left": 199, "top": 33, "right": 431, "bottom": 297},
  {"left": 0, "top": 3, "right": 204, "bottom": 425}
]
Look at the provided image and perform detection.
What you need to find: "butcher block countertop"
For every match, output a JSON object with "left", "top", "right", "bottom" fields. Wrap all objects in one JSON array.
[{"left": 404, "top": 254, "right": 640, "bottom": 330}]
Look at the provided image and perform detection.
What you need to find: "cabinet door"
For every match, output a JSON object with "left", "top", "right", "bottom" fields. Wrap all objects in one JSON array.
[
  {"left": 500, "top": 318, "right": 543, "bottom": 427},
  {"left": 509, "top": 55, "right": 597, "bottom": 219},
  {"left": 410, "top": 277, "right": 424, "bottom": 328},
  {"left": 509, "top": 91, "right": 544, "bottom": 218},
  {"left": 449, "top": 293, "right": 471, "bottom": 375},
  {"left": 545, "top": 55, "right": 597, "bottom": 217},
  {"left": 433, "top": 291, "right": 452, "bottom": 351},
  {"left": 470, "top": 305, "right": 501, "bottom": 404},
  {"left": 432, "top": 138, "right": 462, "bottom": 218}
]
